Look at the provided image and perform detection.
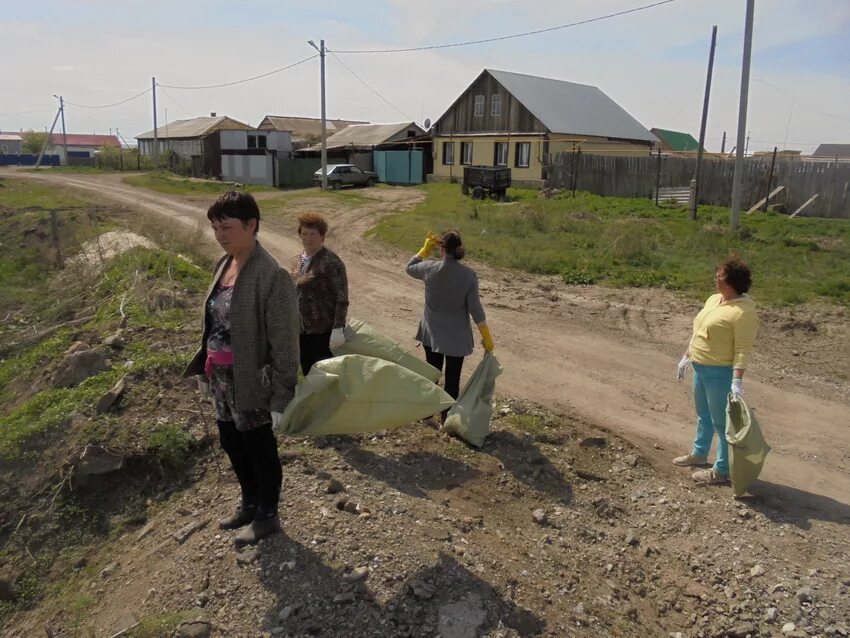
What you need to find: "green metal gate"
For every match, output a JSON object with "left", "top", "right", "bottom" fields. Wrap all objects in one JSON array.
[
  {"left": 279, "top": 157, "right": 322, "bottom": 188},
  {"left": 374, "top": 149, "right": 424, "bottom": 185}
]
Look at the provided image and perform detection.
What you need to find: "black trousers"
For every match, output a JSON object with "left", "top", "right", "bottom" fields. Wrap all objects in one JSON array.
[
  {"left": 424, "top": 345, "right": 464, "bottom": 421},
  {"left": 217, "top": 420, "right": 282, "bottom": 517},
  {"left": 300, "top": 332, "right": 333, "bottom": 376}
]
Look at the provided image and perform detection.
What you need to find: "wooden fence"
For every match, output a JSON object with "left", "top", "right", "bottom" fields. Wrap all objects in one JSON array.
[{"left": 546, "top": 152, "right": 850, "bottom": 218}]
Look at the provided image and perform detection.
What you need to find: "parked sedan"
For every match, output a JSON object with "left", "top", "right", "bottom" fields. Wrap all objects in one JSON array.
[{"left": 313, "top": 164, "right": 378, "bottom": 189}]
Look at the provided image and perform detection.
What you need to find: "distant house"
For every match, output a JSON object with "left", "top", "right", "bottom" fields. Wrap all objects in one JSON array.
[
  {"left": 0, "top": 133, "right": 23, "bottom": 155},
  {"left": 48, "top": 133, "right": 121, "bottom": 161},
  {"left": 299, "top": 122, "right": 426, "bottom": 171},
  {"left": 219, "top": 129, "right": 292, "bottom": 187},
  {"left": 812, "top": 144, "right": 850, "bottom": 160},
  {"left": 650, "top": 128, "right": 702, "bottom": 154},
  {"left": 431, "top": 69, "right": 655, "bottom": 186},
  {"left": 136, "top": 114, "right": 253, "bottom": 177},
  {"left": 257, "top": 115, "right": 368, "bottom": 149}
]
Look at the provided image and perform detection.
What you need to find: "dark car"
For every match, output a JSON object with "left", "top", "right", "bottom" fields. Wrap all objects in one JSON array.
[{"left": 314, "top": 164, "right": 378, "bottom": 189}]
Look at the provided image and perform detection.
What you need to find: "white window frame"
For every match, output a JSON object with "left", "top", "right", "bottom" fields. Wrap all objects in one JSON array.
[
  {"left": 491, "top": 94, "right": 502, "bottom": 116},
  {"left": 515, "top": 142, "right": 530, "bottom": 168},
  {"left": 494, "top": 142, "right": 508, "bottom": 167},
  {"left": 473, "top": 95, "right": 485, "bottom": 117},
  {"left": 443, "top": 141, "right": 455, "bottom": 165},
  {"left": 461, "top": 141, "right": 473, "bottom": 165}
]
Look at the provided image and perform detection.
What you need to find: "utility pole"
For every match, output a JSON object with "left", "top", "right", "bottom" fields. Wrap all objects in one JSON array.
[
  {"left": 690, "top": 25, "right": 717, "bottom": 221},
  {"left": 152, "top": 76, "right": 159, "bottom": 169},
  {"left": 52, "top": 95, "right": 68, "bottom": 165},
  {"left": 308, "top": 39, "right": 327, "bottom": 189},
  {"left": 721, "top": 131, "right": 727, "bottom": 154},
  {"left": 35, "top": 107, "right": 62, "bottom": 168},
  {"left": 729, "top": 0, "right": 755, "bottom": 232}
]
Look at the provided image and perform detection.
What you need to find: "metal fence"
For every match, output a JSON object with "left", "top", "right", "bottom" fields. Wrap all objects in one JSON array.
[{"left": 546, "top": 152, "right": 850, "bottom": 218}]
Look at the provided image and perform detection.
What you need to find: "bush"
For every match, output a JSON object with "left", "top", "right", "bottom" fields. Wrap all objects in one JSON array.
[{"left": 147, "top": 422, "right": 192, "bottom": 469}]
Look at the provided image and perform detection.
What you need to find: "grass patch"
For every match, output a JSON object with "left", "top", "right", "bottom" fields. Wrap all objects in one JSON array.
[
  {"left": 502, "top": 413, "right": 551, "bottom": 438},
  {"left": 370, "top": 183, "right": 850, "bottom": 306},
  {"left": 122, "top": 170, "right": 274, "bottom": 195},
  {"left": 0, "top": 175, "right": 88, "bottom": 208},
  {"left": 128, "top": 612, "right": 195, "bottom": 638},
  {"left": 22, "top": 165, "right": 122, "bottom": 174}
]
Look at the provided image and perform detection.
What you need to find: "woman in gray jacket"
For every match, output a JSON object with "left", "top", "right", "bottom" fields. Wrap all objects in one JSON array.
[
  {"left": 184, "top": 191, "right": 300, "bottom": 547},
  {"left": 406, "top": 231, "right": 494, "bottom": 422}
]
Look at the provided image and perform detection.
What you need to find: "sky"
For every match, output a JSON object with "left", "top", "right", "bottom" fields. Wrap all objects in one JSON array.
[{"left": 1, "top": 0, "right": 849, "bottom": 153}]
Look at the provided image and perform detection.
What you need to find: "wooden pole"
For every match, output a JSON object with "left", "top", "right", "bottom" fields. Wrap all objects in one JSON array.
[
  {"left": 655, "top": 147, "right": 662, "bottom": 206},
  {"left": 762, "top": 146, "right": 777, "bottom": 212},
  {"left": 690, "top": 25, "right": 717, "bottom": 221},
  {"left": 50, "top": 211, "right": 63, "bottom": 269},
  {"left": 730, "top": 0, "right": 755, "bottom": 231}
]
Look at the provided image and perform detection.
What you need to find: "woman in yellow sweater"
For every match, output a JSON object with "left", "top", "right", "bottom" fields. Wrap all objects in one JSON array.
[{"left": 674, "top": 257, "right": 758, "bottom": 485}]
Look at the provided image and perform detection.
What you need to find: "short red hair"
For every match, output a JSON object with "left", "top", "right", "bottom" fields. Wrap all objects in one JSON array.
[{"left": 297, "top": 212, "right": 328, "bottom": 237}]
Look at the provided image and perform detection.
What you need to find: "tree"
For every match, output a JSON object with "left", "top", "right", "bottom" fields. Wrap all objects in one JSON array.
[{"left": 21, "top": 130, "right": 51, "bottom": 155}]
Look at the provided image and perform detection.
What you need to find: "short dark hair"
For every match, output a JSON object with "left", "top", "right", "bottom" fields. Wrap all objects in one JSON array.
[
  {"left": 207, "top": 191, "right": 260, "bottom": 235},
  {"left": 441, "top": 231, "right": 465, "bottom": 260},
  {"left": 297, "top": 212, "right": 328, "bottom": 237},
  {"left": 717, "top": 256, "right": 752, "bottom": 294}
]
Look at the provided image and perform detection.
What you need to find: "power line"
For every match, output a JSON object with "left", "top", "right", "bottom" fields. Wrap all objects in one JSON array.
[
  {"left": 157, "top": 86, "right": 193, "bottom": 116},
  {"left": 158, "top": 54, "right": 318, "bottom": 90},
  {"left": 66, "top": 87, "right": 152, "bottom": 109},
  {"left": 328, "top": 51, "right": 413, "bottom": 121},
  {"left": 332, "top": 0, "right": 677, "bottom": 53},
  {"left": 751, "top": 77, "right": 850, "bottom": 123}
]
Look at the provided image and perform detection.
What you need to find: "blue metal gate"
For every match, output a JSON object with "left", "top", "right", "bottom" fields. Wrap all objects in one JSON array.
[{"left": 374, "top": 149, "right": 424, "bottom": 185}]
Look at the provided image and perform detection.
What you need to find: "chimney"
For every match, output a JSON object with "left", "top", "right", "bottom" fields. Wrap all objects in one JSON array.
[{"left": 210, "top": 112, "right": 217, "bottom": 117}]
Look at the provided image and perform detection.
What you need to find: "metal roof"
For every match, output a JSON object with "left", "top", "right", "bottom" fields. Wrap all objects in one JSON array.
[
  {"left": 0, "top": 134, "right": 23, "bottom": 141},
  {"left": 48, "top": 133, "right": 120, "bottom": 147},
  {"left": 303, "top": 122, "right": 425, "bottom": 151},
  {"left": 136, "top": 116, "right": 251, "bottom": 140},
  {"left": 258, "top": 115, "right": 369, "bottom": 140},
  {"left": 813, "top": 143, "right": 850, "bottom": 158},
  {"left": 486, "top": 69, "right": 655, "bottom": 142},
  {"left": 650, "top": 128, "right": 701, "bottom": 152}
]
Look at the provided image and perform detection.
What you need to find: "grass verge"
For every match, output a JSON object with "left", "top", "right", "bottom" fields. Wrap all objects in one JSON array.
[{"left": 369, "top": 183, "right": 850, "bottom": 306}]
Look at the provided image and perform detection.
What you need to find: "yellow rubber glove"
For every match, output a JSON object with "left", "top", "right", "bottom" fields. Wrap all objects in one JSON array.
[
  {"left": 478, "top": 323, "right": 494, "bottom": 352},
  {"left": 416, "top": 232, "right": 440, "bottom": 259}
]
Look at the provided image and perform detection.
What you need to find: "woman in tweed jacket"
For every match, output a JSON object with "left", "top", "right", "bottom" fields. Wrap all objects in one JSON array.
[
  {"left": 290, "top": 212, "right": 349, "bottom": 375},
  {"left": 184, "top": 191, "right": 299, "bottom": 546},
  {"left": 406, "top": 230, "right": 494, "bottom": 423}
]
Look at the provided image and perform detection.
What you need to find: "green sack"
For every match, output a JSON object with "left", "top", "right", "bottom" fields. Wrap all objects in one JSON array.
[
  {"left": 333, "top": 318, "right": 440, "bottom": 383},
  {"left": 276, "top": 354, "right": 454, "bottom": 437},
  {"left": 725, "top": 395, "right": 771, "bottom": 497},
  {"left": 442, "top": 352, "right": 503, "bottom": 448}
]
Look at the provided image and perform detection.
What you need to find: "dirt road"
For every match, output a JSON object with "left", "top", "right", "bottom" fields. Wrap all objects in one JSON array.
[{"left": 13, "top": 170, "right": 850, "bottom": 516}]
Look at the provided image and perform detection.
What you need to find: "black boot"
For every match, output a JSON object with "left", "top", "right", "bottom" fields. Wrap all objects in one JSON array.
[
  {"left": 234, "top": 513, "right": 281, "bottom": 547},
  {"left": 218, "top": 502, "right": 257, "bottom": 530}
]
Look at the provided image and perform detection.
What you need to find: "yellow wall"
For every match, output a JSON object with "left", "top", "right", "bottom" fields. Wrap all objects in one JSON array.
[
  {"left": 431, "top": 135, "right": 546, "bottom": 182},
  {"left": 430, "top": 135, "right": 653, "bottom": 183}
]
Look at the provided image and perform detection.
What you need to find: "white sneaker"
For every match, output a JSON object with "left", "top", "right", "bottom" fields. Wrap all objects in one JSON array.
[{"left": 672, "top": 453, "right": 708, "bottom": 467}]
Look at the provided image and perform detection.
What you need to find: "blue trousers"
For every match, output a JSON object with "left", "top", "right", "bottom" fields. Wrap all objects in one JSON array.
[{"left": 691, "top": 362, "right": 733, "bottom": 476}]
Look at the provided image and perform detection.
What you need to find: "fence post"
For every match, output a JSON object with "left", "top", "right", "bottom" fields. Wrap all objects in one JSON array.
[
  {"left": 137, "top": 154, "right": 141, "bottom": 171},
  {"left": 50, "top": 210, "right": 63, "bottom": 269},
  {"left": 572, "top": 148, "right": 581, "bottom": 198},
  {"left": 688, "top": 179, "right": 697, "bottom": 214},
  {"left": 655, "top": 148, "right": 662, "bottom": 206},
  {"left": 120, "top": 152, "right": 124, "bottom": 171},
  {"left": 762, "top": 146, "right": 777, "bottom": 212}
]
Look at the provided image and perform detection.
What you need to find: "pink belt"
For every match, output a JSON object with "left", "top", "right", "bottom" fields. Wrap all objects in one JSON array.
[{"left": 205, "top": 349, "right": 234, "bottom": 379}]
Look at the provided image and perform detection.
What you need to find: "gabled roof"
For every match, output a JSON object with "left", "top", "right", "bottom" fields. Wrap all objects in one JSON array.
[
  {"left": 258, "top": 115, "right": 369, "bottom": 141},
  {"left": 0, "top": 133, "right": 23, "bottom": 142},
  {"left": 456, "top": 69, "right": 654, "bottom": 142},
  {"left": 304, "top": 122, "right": 425, "bottom": 150},
  {"left": 48, "top": 133, "right": 120, "bottom": 147},
  {"left": 813, "top": 143, "right": 850, "bottom": 158},
  {"left": 650, "top": 128, "right": 701, "bottom": 152},
  {"left": 135, "top": 116, "right": 251, "bottom": 140}
]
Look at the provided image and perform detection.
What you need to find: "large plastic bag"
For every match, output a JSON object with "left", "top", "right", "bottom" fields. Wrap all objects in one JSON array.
[
  {"left": 725, "top": 395, "right": 771, "bottom": 497},
  {"left": 332, "top": 318, "right": 440, "bottom": 383},
  {"left": 442, "top": 352, "right": 503, "bottom": 448},
  {"left": 276, "top": 354, "right": 454, "bottom": 437}
]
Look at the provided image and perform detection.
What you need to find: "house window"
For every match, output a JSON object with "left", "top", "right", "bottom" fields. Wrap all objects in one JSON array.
[
  {"left": 247, "top": 134, "right": 267, "bottom": 149},
  {"left": 474, "top": 95, "right": 485, "bottom": 117},
  {"left": 443, "top": 141, "right": 455, "bottom": 165},
  {"left": 257, "top": 135, "right": 267, "bottom": 149},
  {"left": 461, "top": 142, "right": 473, "bottom": 165},
  {"left": 491, "top": 94, "right": 502, "bottom": 116},
  {"left": 494, "top": 142, "right": 508, "bottom": 166},
  {"left": 515, "top": 142, "right": 530, "bottom": 168}
]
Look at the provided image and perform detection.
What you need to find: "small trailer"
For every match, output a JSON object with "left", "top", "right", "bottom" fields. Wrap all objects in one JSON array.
[{"left": 461, "top": 165, "right": 511, "bottom": 201}]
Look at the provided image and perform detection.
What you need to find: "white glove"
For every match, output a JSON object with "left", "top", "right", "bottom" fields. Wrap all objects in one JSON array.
[
  {"left": 271, "top": 412, "right": 284, "bottom": 428},
  {"left": 329, "top": 327, "right": 346, "bottom": 351},
  {"left": 676, "top": 355, "right": 690, "bottom": 381},
  {"left": 197, "top": 377, "right": 214, "bottom": 403},
  {"left": 730, "top": 378, "right": 744, "bottom": 402}
]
